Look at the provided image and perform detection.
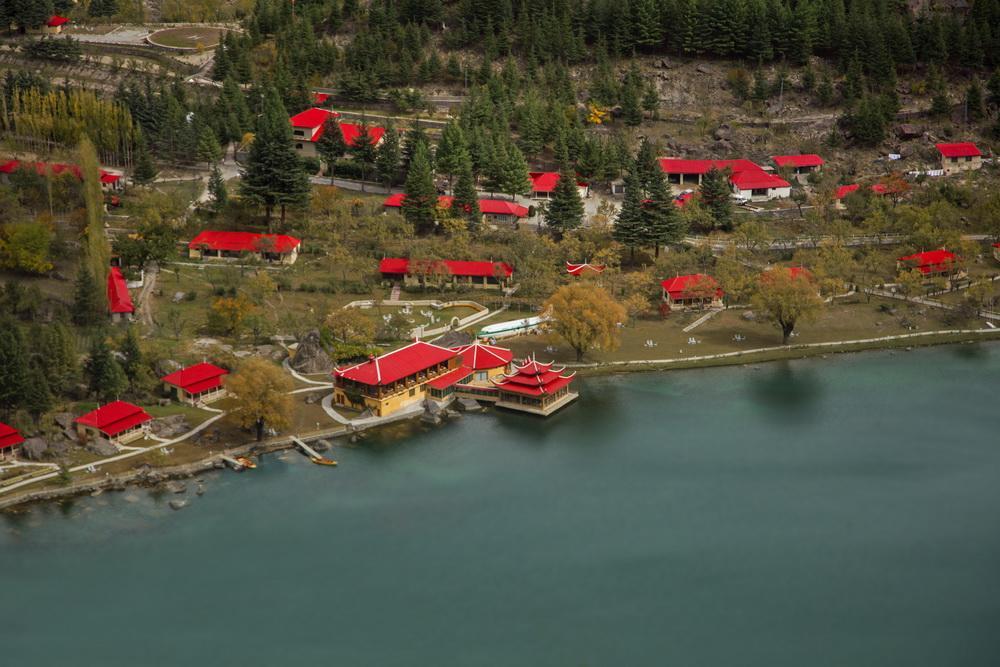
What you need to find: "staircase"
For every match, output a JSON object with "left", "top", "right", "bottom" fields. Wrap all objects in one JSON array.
[{"left": 390, "top": 283, "right": 401, "bottom": 301}]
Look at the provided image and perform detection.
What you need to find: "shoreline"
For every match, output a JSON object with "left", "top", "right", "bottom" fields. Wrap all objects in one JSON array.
[{"left": 3, "top": 328, "right": 999, "bottom": 513}]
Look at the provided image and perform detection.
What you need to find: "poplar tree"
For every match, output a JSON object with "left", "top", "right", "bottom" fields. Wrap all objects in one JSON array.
[
  {"left": 80, "top": 137, "right": 109, "bottom": 315},
  {"left": 402, "top": 142, "right": 438, "bottom": 234}
]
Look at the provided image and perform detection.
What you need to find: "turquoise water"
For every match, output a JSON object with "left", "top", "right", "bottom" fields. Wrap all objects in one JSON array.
[{"left": 3, "top": 345, "right": 1000, "bottom": 666}]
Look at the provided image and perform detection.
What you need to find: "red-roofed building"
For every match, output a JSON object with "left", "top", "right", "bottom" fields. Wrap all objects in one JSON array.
[
  {"left": 382, "top": 193, "right": 454, "bottom": 210},
  {"left": 528, "top": 172, "right": 588, "bottom": 200},
  {"left": 188, "top": 231, "right": 302, "bottom": 264},
  {"left": 661, "top": 274, "right": 724, "bottom": 310},
  {"left": 993, "top": 242, "right": 1000, "bottom": 263},
  {"left": 41, "top": 15, "right": 69, "bottom": 34},
  {"left": 75, "top": 401, "right": 152, "bottom": 446},
  {"left": 772, "top": 154, "right": 824, "bottom": 183},
  {"left": 379, "top": 257, "right": 514, "bottom": 290},
  {"left": 479, "top": 199, "right": 530, "bottom": 225},
  {"left": 835, "top": 184, "right": 860, "bottom": 201},
  {"left": 566, "top": 262, "right": 606, "bottom": 277},
  {"left": 658, "top": 158, "right": 791, "bottom": 201},
  {"left": 0, "top": 160, "right": 123, "bottom": 191},
  {"left": 452, "top": 341, "right": 513, "bottom": 384},
  {"left": 898, "top": 249, "right": 963, "bottom": 279},
  {"left": 492, "top": 357, "right": 578, "bottom": 416},
  {"left": 313, "top": 92, "right": 331, "bottom": 105},
  {"left": 0, "top": 422, "right": 24, "bottom": 460},
  {"left": 936, "top": 142, "right": 982, "bottom": 174},
  {"left": 332, "top": 341, "right": 461, "bottom": 417},
  {"left": 107, "top": 267, "right": 134, "bottom": 322},
  {"left": 289, "top": 108, "right": 384, "bottom": 158},
  {"left": 161, "top": 363, "right": 229, "bottom": 405}
]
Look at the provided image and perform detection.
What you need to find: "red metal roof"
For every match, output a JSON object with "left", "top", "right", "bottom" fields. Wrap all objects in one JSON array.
[
  {"left": 427, "top": 365, "right": 474, "bottom": 390},
  {"left": 378, "top": 258, "right": 514, "bottom": 278},
  {"left": 566, "top": 262, "right": 606, "bottom": 276},
  {"left": 730, "top": 170, "right": 790, "bottom": 190},
  {"left": 661, "top": 274, "right": 723, "bottom": 300},
  {"left": 935, "top": 142, "right": 981, "bottom": 158},
  {"left": 772, "top": 154, "right": 824, "bottom": 168},
  {"left": 0, "top": 160, "right": 120, "bottom": 183},
  {"left": 75, "top": 401, "right": 152, "bottom": 437},
  {"left": 658, "top": 158, "right": 788, "bottom": 190},
  {"left": 478, "top": 199, "right": 529, "bottom": 217},
  {"left": 382, "top": 193, "right": 454, "bottom": 208},
  {"left": 0, "top": 422, "right": 24, "bottom": 451},
  {"left": 289, "top": 107, "right": 339, "bottom": 129},
  {"left": 339, "top": 122, "right": 385, "bottom": 148},
  {"left": 493, "top": 358, "right": 576, "bottom": 397},
  {"left": 188, "top": 231, "right": 301, "bottom": 254},
  {"left": 107, "top": 267, "right": 134, "bottom": 314},
  {"left": 451, "top": 341, "right": 514, "bottom": 370},
  {"left": 100, "top": 172, "right": 121, "bottom": 184},
  {"left": 528, "top": 172, "right": 586, "bottom": 193},
  {"left": 47, "top": 15, "right": 70, "bottom": 27},
  {"left": 313, "top": 92, "right": 330, "bottom": 104},
  {"left": 161, "top": 362, "right": 228, "bottom": 394},
  {"left": 334, "top": 341, "right": 457, "bottom": 386},
  {"left": 835, "top": 184, "right": 860, "bottom": 199},
  {"left": 898, "top": 250, "right": 957, "bottom": 274}
]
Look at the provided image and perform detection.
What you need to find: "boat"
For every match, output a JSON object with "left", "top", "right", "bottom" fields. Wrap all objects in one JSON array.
[
  {"left": 311, "top": 456, "right": 338, "bottom": 467},
  {"left": 235, "top": 456, "right": 257, "bottom": 470}
]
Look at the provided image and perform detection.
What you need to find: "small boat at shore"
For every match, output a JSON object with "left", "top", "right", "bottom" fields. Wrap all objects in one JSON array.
[
  {"left": 311, "top": 456, "right": 338, "bottom": 467},
  {"left": 235, "top": 456, "right": 257, "bottom": 470}
]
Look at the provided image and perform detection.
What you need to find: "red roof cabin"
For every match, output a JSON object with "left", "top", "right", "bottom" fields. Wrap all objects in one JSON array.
[
  {"left": 383, "top": 195, "right": 529, "bottom": 226},
  {"left": 379, "top": 257, "right": 514, "bottom": 290},
  {"left": 75, "top": 401, "right": 153, "bottom": 446},
  {"left": 661, "top": 274, "right": 724, "bottom": 311},
  {"left": 0, "top": 160, "right": 124, "bottom": 191},
  {"left": 42, "top": 15, "right": 70, "bottom": 34},
  {"left": 332, "top": 341, "right": 461, "bottom": 417},
  {"left": 0, "top": 422, "right": 25, "bottom": 460},
  {"left": 528, "top": 172, "right": 588, "bottom": 200},
  {"left": 897, "top": 249, "right": 963, "bottom": 280},
  {"left": 188, "top": 231, "right": 302, "bottom": 265},
  {"left": 492, "top": 357, "right": 578, "bottom": 416},
  {"left": 935, "top": 143, "right": 982, "bottom": 175},
  {"left": 658, "top": 158, "right": 790, "bottom": 202},
  {"left": 107, "top": 267, "right": 135, "bottom": 322},
  {"left": 161, "top": 362, "right": 229, "bottom": 406},
  {"left": 772, "top": 154, "right": 824, "bottom": 182},
  {"left": 289, "top": 108, "right": 384, "bottom": 159}
]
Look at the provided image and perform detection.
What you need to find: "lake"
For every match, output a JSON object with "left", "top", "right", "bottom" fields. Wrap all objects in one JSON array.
[{"left": 2, "top": 345, "right": 1000, "bottom": 666}]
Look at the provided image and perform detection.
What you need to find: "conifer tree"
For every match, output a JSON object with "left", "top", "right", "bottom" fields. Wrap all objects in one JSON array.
[
  {"left": 966, "top": 80, "right": 985, "bottom": 123},
  {"left": 435, "top": 120, "right": 468, "bottom": 191},
  {"left": 208, "top": 165, "right": 228, "bottom": 209},
  {"left": 544, "top": 159, "right": 584, "bottom": 237},
  {"left": 39, "top": 322, "right": 77, "bottom": 394},
  {"left": 84, "top": 338, "right": 127, "bottom": 402},
  {"left": 699, "top": 167, "right": 733, "bottom": 231},
  {"left": 120, "top": 327, "right": 142, "bottom": 390},
  {"left": 452, "top": 154, "right": 481, "bottom": 232},
  {"left": 929, "top": 67, "right": 951, "bottom": 117},
  {"left": 0, "top": 319, "right": 27, "bottom": 416},
  {"left": 316, "top": 116, "right": 347, "bottom": 175},
  {"left": 132, "top": 135, "right": 158, "bottom": 185},
  {"left": 614, "top": 171, "right": 645, "bottom": 261},
  {"left": 375, "top": 124, "right": 402, "bottom": 189},
  {"left": 72, "top": 266, "right": 101, "bottom": 326},
  {"left": 987, "top": 68, "right": 1000, "bottom": 112},
  {"left": 402, "top": 142, "right": 438, "bottom": 234},
  {"left": 500, "top": 144, "right": 531, "bottom": 200},
  {"left": 24, "top": 364, "right": 52, "bottom": 425},
  {"left": 196, "top": 125, "right": 223, "bottom": 166}
]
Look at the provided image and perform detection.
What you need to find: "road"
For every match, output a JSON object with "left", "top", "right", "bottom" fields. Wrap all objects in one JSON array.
[{"left": 685, "top": 234, "right": 994, "bottom": 252}]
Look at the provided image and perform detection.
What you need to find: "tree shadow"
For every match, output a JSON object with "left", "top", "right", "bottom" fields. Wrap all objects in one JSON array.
[{"left": 747, "top": 361, "right": 823, "bottom": 424}]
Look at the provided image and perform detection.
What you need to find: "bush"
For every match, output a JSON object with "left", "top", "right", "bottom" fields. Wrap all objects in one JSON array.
[{"left": 300, "top": 156, "right": 321, "bottom": 175}]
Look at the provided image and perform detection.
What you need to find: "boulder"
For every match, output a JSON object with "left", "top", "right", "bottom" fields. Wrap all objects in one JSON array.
[
  {"left": 420, "top": 413, "right": 442, "bottom": 425},
  {"left": 151, "top": 414, "right": 191, "bottom": 438},
  {"left": 444, "top": 409, "right": 462, "bottom": 420},
  {"left": 289, "top": 330, "right": 333, "bottom": 374},
  {"left": 20, "top": 437, "right": 50, "bottom": 461},
  {"left": 312, "top": 439, "right": 332, "bottom": 452},
  {"left": 165, "top": 481, "right": 187, "bottom": 494},
  {"left": 52, "top": 412, "right": 75, "bottom": 430},
  {"left": 713, "top": 124, "right": 732, "bottom": 141},
  {"left": 155, "top": 359, "right": 182, "bottom": 377},
  {"left": 85, "top": 437, "right": 118, "bottom": 457},
  {"left": 304, "top": 392, "right": 322, "bottom": 405},
  {"left": 168, "top": 499, "right": 188, "bottom": 511},
  {"left": 741, "top": 311, "right": 757, "bottom": 321},
  {"left": 455, "top": 398, "right": 482, "bottom": 412}
]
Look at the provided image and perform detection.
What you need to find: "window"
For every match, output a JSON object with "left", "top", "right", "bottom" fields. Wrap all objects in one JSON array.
[
  {"left": 965, "top": 156, "right": 972, "bottom": 162},
  {"left": 752, "top": 188, "right": 768, "bottom": 196},
  {"left": 951, "top": 157, "right": 958, "bottom": 163},
  {"left": 409, "top": 388, "right": 416, "bottom": 397},
  {"left": 295, "top": 143, "right": 303, "bottom": 150},
  {"left": 293, "top": 130, "right": 305, "bottom": 137}
]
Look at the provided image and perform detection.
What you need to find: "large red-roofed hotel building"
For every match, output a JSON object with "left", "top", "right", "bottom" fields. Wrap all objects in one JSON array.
[
  {"left": 333, "top": 342, "right": 462, "bottom": 417},
  {"left": 161, "top": 362, "right": 229, "bottom": 405},
  {"left": 188, "top": 231, "right": 302, "bottom": 265},
  {"left": 75, "top": 401, "right": 153, "bottom": 446},
  {"left": 936, "top": 143, "right": 982, "bottom": 175},
  {"left": 658, "top": 158, "right": 791, "bottom": 202},
  {"left": 379, "top": 257, "right": 514, "bottom": 290}
]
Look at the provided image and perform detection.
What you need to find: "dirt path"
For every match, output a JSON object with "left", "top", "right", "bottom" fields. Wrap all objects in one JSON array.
[{"left": 137, "top": 264, "right": 159, "bottom": 329}]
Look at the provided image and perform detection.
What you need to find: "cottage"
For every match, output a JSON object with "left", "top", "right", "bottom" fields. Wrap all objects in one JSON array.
[
  {"left": 188, "top": 231, "right": 302, "bottom": 264},
  {"left": 332, "top": 341, "right": 461, "bottom": 417},
  {"left": 42, "top": 15, "right": 69, "bottom": 34},
  {"left": 161, "top": 363, "right": 229, "bottom": 405},
  {"left": 379, "top": 257, "right": 514, "bottom": 290},
  {"left": 658, "top": 158, "right": 790, "bottom": 201},
  {"left": 0, "top": 160, "right": 124, "bottom": 190},
  {"left": 288, "top": 108, "right": 384, "bottom": 158},
  {"left": 936, "top": 143, "right": 982, "bottom": 175},
  {"left": 492, "top": 357, "right": 578, "bottom": 416},
  {"left": 75, "top": 401, "right": 152, "bottom": 446},
  {"left": 479, "top": 199, "right": 530, "bottom": 225},
  {"left": 528, "top": 172, "right": 588, "bottom": 200},
  {"left": 772, "top": 154, "right": 824, "bottom": 183},
  {"left": 382, "top": 193, "right": 454, "bottom": 212},
  {"left": 566, "top": 262, "right": 606, "bottom": 277},
  {"left": 107, "top": 267, "right": 134, "bottom": 322},
  {"left": 0, "top": 422, "right": 24, "bottom": 461},
  {"left": 660, "top": 274, "right": 724, "bottom": 310},
  {"left": 897, "top": 250, "right": 964, "bottom": 281}
]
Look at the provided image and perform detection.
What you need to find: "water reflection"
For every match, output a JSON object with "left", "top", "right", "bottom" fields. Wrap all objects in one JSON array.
[{"left": 747, "top": 361, "right": 823, "bottom": 423}]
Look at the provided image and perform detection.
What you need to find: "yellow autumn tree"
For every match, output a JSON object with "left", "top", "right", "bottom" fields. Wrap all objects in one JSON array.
[
  {"left": 544, "top": 284, "right": 627, "bottom": 361},
  {"left": 752, "top": 268, "right": 824, "bottom": 344},
  {"left": 226, "top": 357, "right": 294, "bottom": 441}
]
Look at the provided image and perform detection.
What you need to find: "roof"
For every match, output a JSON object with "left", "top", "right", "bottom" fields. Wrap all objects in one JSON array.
[
  {"left": 100, "top": 172, "right": 121, "bottom": 184},
  {"left": 161, "top": 362, "right": 229, "bottom": 394},
  {"left": 451, "top": 341, "right": 514, "bottom": 370},
  {"left": 313, "top": 92, "right": 330, "bottom": 104},
  {"left": 898, "top": 249, "right": 957, "bottom": 274},
  {"left": 492, "top": 358, "right": 576, "bottom": 397},
  {"left": 426, "top": 365, "right": 474, "bottom": 390},
  {"left": 107, "top": 267, "right": 134, "bottom": 314},
  {"left": 658, "top": 158, "right": 789, "bottom": 190},
  {"left": 0, "top": 160, "right": 120, "bottom": 183},
  {"left": 339, "top": 122, "right": 385, "bottom": 148},
  {"left": 772, "top": 154, "right": 825, "bottom": 168},
  {"left": 478, "top": 199, "right": 529, "bottom": 217},
  {"left": 935, "top": 142, "right": 981, "bottom": 158},
  {"left": 660, "top": 274, "right": 723, "bottom": 300},
  {"left": 75, "top": 401, "right": 152, "bottom": 437},
  {"left": 289, "top": 107, "right": 339, "bottom": 129},
  {"left": 0, "top": 422, "right": 24, "bottom": 451},
  {"left": 870, "top": 183, "right": 889, "bottom": 195},
  {"left": 333, "top": 341, "right": 457, "bottom": 386},
  {"left": 188, "top": 231, "right": 301, "bottom": 254},
  {"left": 566, "top": 262, "right": 606, "bottom": 276},
  {"left": 528, "top": 172, "right": 586, "bottom": 193},
  {"left": 47, "top": 15, "right": 69, "bottom": 27},
  {"left": 382, "top": 193, "right": 454, "bottom": 209},
  {"left": 835, "top": 184, "right": 860, "bottom": 199},
  {"left": 378, "top": 258, "right": 514, "bottom": 278},
  {"left": 730, "top": 170, "right": 790, "bottom": 190}
]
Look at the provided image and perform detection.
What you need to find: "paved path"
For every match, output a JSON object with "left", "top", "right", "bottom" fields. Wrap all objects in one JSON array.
[{"left": 320, "top": 392, "right": 425, "bottom": 428}]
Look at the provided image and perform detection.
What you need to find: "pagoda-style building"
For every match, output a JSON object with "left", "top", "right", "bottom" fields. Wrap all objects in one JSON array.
[{"left": 492, "top": 357, "right": 578, "bottom": 416}]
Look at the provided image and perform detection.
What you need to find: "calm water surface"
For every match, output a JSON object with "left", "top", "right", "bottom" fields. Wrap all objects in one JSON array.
[{"left": 2, "top": 345, "right": 1000, "bottom": 666}]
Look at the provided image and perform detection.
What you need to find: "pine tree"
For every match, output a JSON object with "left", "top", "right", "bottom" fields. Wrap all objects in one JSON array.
[
  {"left": 132, "top": 135, "right": 159, "bottom": 185},
  {"left": 375, "top": 124, "right": 402, "bottom": 189},
  {"left": 119, "top": 327, "right": 142, "bottom": 390},
  {"left": 23, "top": 364, "right": 52, "bottom": 425},
  {"left": 544, "top": 160, "right": 584, "bottom": 237},
  {"left": 816, "top": 73, "right": 835, "bottom": 106},
  {"left": 987, "top": 68, "right": 1000, "bottom": 112},
  {"left": 348, "top": 121, "right": 378, "bottom": 188},
  {"left": 452, "top": 154, "right": 481, "bottom": 232},
  {"left": 208, "top": 165, "right": 228, "bottom": 209},
  {"left": 196, "top": 125, "right": 223, "bottom": 166},
  {"left": 699, "top": 167, "right": 733, "bottom": 231},
  {"left": 84, "top": 338, "right": 127, "bottom": 402},
  {"left": 38, "top": 322, "right": 77, "bottom": 394},
  {"left": 929, "top": 67, "right": 951, "bottom": 117},
  {"left": 500, "top": 144, "right": 531, "bottom": 200},
  {"left": 966, "top": 80, "right": 985, "bottom": 123},
  {"left": 402, "top": 142, "right": 438, "bottom": 234},
  {"left": 72, "top": 266, "right": 101, "bottom": 326},
  {"left": 621, "top": 65, "right": 644, "bottom": 126},
  {"left": 435, "top": 120, "right": 468, "bottom": 191},
  {"left": 316, "top": 116, "right": 347, "bottom": 176},
  {"left": 613, "top": 171, "right": 645, "bottom": 261},
  {"left": 0, "top": 319, "right": 27, "bottom": 416}
]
